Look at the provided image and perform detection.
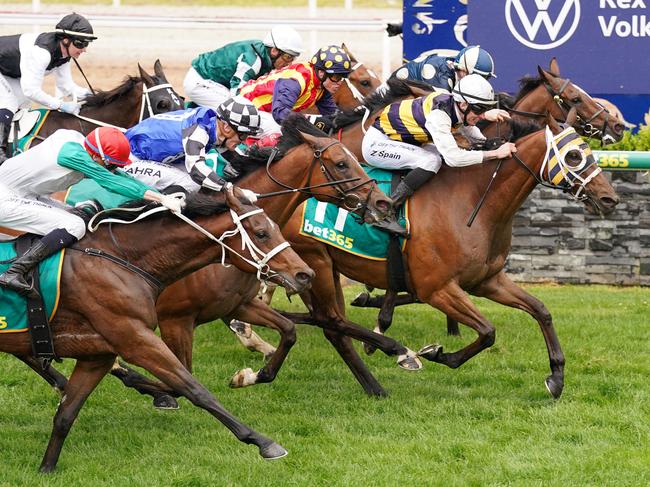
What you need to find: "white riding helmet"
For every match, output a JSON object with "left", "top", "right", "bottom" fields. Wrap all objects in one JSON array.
[
  {"left": 263, "top": 25, "right": 304, "bottom": 57},
  {"left": 452, "top": 74, "right": 497, "bottom": 107}
]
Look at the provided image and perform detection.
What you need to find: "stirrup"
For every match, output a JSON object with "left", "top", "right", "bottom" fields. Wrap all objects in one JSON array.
[{"left": 369, "top": 218, "right": 410, "bottom": 238}]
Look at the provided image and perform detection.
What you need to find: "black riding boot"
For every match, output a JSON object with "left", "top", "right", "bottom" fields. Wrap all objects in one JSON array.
[
  {"left": 0, "top": 229, "right": 77, "bottom": 294},
  {"left": 0, "top": 109, "right": 14, "bottom": 164}
]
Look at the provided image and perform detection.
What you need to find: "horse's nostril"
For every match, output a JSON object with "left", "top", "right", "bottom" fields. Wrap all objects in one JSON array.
[
  {"left": 601, "top": 196, "right": 619, "bottom": 209},
  {"left": 296, "top": 271, "right": 314, "bottom": 285}
]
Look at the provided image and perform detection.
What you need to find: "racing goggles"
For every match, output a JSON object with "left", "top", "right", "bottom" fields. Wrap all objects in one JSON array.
[
  {"left": 468, "top": 103, "right": 491, "bottom": 115},
  {"left": 71, "top": 38, "right": 90, "bottom": 49},
  {"left": 325, "top": 72, "right": 347, "bottom": 83},
  {"left": 279, "top": 51, "right": 297, "bottom": 63}
]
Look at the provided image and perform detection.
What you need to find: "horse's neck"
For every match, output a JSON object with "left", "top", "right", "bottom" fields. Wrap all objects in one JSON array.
[
  {"left": 515, "top": 86, "right": 562, "bottom": 120},
  {"left": 82, "top": 81, "right": 143, "bottom": 129}
]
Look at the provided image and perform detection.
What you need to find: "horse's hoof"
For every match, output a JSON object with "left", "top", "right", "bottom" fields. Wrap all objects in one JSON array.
[
  {"left": 350, "top": 291, "right": 371, "bottom": 307},
  {"left": 363, "top": 341, "right": 377, "bottom": 355},
  {"left": 417, "top": 344, "right": 443, "bottom": 362},
  {"left": 153, "top": 395, "right": 179, "bottom": 410},
  {"left": 230, "top": 368, "right": 257, "bottom": 388},
  {"left": 259, "top": 442, "right": 288, "bottom": 460},
  {"left": 545, "top": 376, "right": 564, "bottom": 399},
  {"left": 397, "top": 351, "right": 423, "bottom": 371}
]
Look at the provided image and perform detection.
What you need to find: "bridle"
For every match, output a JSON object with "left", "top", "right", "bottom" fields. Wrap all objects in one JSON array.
[
  {"left": 507, "top": 76, "right": 612, "bottom": 141},
  {"left": 139, "top": 81, "right": 182, "bottom": 122},
  {"left": 259, "top": 139, "right": 379, "bottom": 219}
]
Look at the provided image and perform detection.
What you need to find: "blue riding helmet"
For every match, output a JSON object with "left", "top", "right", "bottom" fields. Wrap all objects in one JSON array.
[
  {"left": 453, "top": 46, "right": 496, "bottom": 79},
  {"left": 310, "top": 45, "right": 352, "bottom": 75}
]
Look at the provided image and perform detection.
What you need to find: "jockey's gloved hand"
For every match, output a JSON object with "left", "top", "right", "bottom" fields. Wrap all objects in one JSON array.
[
  {"left": 483, "top": 109, "right": 511, "bottom": 122},
  {"left": 223, "top": 161, "right": 241, "bottom": 180},
  {"left": 237, "top": 187, "right": 258, "bottom": 204},
  {"left": 60, "top": 101, "right": 82, "bottom": 115},
  {"left": 160, "top": 194, "right": 185, "bottom": 214},
  {"left": 312, "top": 115, "right": 334, "bottom": 134}
]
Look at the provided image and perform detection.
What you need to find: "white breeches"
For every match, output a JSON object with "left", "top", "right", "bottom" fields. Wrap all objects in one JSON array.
[
  {"left": 362, "top": 126, "right": 443, "bottom": 172},
  {"left": 257, "top": 111, "right": 282, "bottom": 138},
  {"left": 0, "top": 73, "right": 30, "bottom": 113},
  {"left": 125, "top": 159, "right": 200, "bottom": 193},
  {"left": 0, "top": 185, "right": 86, "bottom": 239},
  {"left": 183, "top": 67, "right": 231, "bottom": 110}
]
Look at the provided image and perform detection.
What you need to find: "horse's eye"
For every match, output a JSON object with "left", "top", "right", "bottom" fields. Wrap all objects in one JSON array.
[
  {"left": 572, "top": 96, "right": 581, "bottom": 104},
  {"left": 565, "top": 149, "right": 584, "bottom": 168},
  {"left": 255, "top": 230, "right": 269, "bottom": 240},
  {"left": 158, "top": 100, "right": 171, "bottom": 111},
  {"left": 336, "top": 161, "right": 347, "bottom": 169},
  {"left": 360, "top": 80, "right": 371, "bottom": 87}
]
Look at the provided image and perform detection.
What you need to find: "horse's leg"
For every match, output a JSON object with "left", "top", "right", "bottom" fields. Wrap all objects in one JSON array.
[
  {"left": 350, "top": 291, "right": 417, "bottom": 308},
  {"left": 116, "top": 327, "right": 286, "bottom": 459},
  {"left": 229, "top": 299, "right": 296, "bottom": 388},
  {"left": 417, "top": 283, "right": 496, "bottom": 369},
  {"left": 227, "top": 319, "right": 277, "bottom": 360},
  {"left": 39, "top": 356, "right": 115, "bottom": 473},
  {"left": 446, "top": 317, "right": 461, "bottom": 337},
  {"left": 472, "top": 271, "right": 565, "bottom": 398},
  {"left": 110, "top": 359, "right": 180, "bottom": 410},
  {"left": 364, "top": 290, "right": 398, "bottom": 355},
  {"left": 15, "top": 355, "right": 68, "bottom": 395}
]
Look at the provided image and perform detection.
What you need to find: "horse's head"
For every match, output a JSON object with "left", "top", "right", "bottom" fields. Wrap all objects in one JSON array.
[
  {"left": 138, "top": 60, "right": 184, "bottom": 118},
  {"left": 294, "top": 127, "right": 393, "bottom": 224},
  {"left": 537, "top": 109, "right": 619, "bottom": 215},
  {"left": 533, "top": 58, "right": 625, "bottom": 144},
  {"left": 224, "top": 187, "right": 314, "bottom": 295},
  {"left": 334, "top": 43, "right": 382, "bottom": 109}
]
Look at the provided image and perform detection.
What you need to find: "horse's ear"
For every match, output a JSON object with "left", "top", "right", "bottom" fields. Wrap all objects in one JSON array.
[
  {"left": 297, "top": 130, "right": 324, "bottom": 148},
  {"left": 549, "top": 58, "right": 560, "bottom": 76},
  {"left": 153, "top": 59, "right": 168, "bottom": 81},
  {"left": 566, "top": 106, "right": 577, "bottom": 127},
  {"left": 341, "top": 43, "right": 357, "bottom": 63},
  {"left": 546, "top": 110, "right": 560, "bottom": 133},
  {"left": 537, "top": 65, "right": 555, "bottom": 84},
  {"left": 138, "top": 63, "right": 155, "bottom": 86}
]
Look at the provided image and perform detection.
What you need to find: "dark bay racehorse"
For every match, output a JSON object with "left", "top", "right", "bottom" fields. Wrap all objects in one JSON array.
[
  {"left": 24, "top": 60, "right": 182, "bottom": 147},
  {"left": 2, "top": 188, "right": 313, "bottom": 472},
  {"left": 272, "top": 110, "right": 618, "bottom": 399}
]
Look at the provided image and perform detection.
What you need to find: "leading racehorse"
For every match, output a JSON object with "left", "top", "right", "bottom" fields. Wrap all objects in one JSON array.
[
  {"left": 273, "top": 109, "right": 618, "bottom": 399},
  {"left": 1, "top": 187, "right": 312, "bottom": 471}
]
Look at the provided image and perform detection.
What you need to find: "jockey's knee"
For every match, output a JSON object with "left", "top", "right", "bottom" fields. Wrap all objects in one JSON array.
[{"left": 64, "top": 217, "right": 87, "bottom": 240}]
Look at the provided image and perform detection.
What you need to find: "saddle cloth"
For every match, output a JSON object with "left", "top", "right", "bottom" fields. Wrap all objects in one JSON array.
[
  {"left": 299, "top": 166, "right": 409, "bottom": 261},
  {"left": 0, "top": 239, "right": 64, "bottom": 333}
]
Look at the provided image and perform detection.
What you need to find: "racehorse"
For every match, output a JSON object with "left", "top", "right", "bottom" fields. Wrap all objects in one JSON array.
[
  {"left": 271, "top": 109, "right": 618, "bottom": 399},
  {"left": 19, "top": 59, "right": 182, "bottom": 149},
  {"left": 1, "top": 187, "right": 313, "bottom": 472},
  {"left": 23, "top": 115, "right": 401, "bottom": 408},
  {"left": 334, "top": 44, "right": 382, "bottom": 109}
]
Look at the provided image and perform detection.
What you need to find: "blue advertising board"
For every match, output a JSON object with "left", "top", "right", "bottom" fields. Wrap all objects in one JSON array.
[{"left": 402, "top": 0, "right": 650, "bottom": 129}]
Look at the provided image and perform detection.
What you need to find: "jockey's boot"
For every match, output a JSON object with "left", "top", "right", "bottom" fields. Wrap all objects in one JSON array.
[
  {"left": 0, "top": 109, "right": 14, "bottom": 164},
  {"left": 0, "top": 229, "right": 77, "bottom": 294}
]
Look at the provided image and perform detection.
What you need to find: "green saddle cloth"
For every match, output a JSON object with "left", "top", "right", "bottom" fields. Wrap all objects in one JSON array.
[
  {"left": 65, "top": 149, "right": 229, "bottom": 208},
  {"left": 0, "top": 241, "right": 64, "bottom": 333},
  {"left": 299, "top": 166, "right": 408, "bottom": 261}
]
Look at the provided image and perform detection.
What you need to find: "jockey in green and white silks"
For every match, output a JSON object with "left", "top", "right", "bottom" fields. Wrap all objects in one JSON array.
[
  {"left": 0, "top": 127, "right": 182, "bottom": 293},
  {"left": 183, "top": 25, "right": 303, "bottom": 110},
  {"left": 362, "top": 75, "right": 516, "bottom": 235}
]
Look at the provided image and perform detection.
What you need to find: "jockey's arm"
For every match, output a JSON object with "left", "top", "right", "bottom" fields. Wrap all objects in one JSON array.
[
  {"left": 271, "top": 78, "right": 302, "bottom": 124},
  {"left": 425, "top": 110, "right": 484, "bottom": 167},
  {"left": 53, "top": 63, "right": 91, "bottom": 101},
  {"left": 230, "top": 51, "right": 261, "bottom": 95},
  {"left": 457, "top": 124, "right": 486, "bottom": 145},
  {"left": 181, "top": 124, "right": 230, "bottom": 191},
  {"left": 19, "top": 43, "right": 62, "bottom": 109},
  {"left": 315, "top": 91, "right": 338, "bottom": 117}
]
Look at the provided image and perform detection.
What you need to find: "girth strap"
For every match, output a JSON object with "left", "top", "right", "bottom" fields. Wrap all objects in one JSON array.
[{"left": 15, "top": 236, "right": 58, "bottom": 362}]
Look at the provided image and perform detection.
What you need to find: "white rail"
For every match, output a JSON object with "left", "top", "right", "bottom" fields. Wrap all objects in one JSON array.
[{"left": 0, "top": 12, "right": 396, "bottom": 78}]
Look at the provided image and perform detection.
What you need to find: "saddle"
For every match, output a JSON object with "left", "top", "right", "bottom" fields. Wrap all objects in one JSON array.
[{"left": 7, "top": 109, "right": 49, "bottom": 156}]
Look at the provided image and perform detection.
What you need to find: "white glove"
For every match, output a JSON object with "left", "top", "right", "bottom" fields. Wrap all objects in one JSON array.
[
  {"left": 160, "top": 194, "right": 185, "bottom": 214},
  {"left": 483, "top": 109, "right": 511, "bottom": 122},
  {"left": 238, "top": 188, "right": 258, "bottom": 204},
  {"left": 495, "top": 142, "right": 517, "bottom": 159},
  {"left": 60, "top": 101, "right": 82, "bottom": 115}
]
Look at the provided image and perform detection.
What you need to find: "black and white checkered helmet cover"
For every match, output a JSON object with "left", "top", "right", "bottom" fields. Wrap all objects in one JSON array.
[{"left": 216, "top": 96, "right": 262, "bottom": 136}]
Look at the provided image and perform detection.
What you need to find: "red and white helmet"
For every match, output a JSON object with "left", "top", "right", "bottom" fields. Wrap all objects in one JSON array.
[{"left": 84, "top": 127, "right": 132, "bottom": 166}]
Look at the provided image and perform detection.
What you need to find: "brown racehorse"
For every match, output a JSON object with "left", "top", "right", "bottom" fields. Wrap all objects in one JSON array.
[
  {"left": 25, "top": 115, "right": 401, "bottom": 408},
  {"left": 19, "top": 60, "right": 182, "bottom": 150},
  {"left": 1, "top": 187, "right": 313, "bottom": 472},
  {"left": 272, "top": 110, "right": 618, "bottom": 399}
]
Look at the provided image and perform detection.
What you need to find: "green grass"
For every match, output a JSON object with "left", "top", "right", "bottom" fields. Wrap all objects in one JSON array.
[
  {"left": 1, "top": 284, "right": 649, "bottom": 486},
  {"left": 7, "top": 0, "right": 400, "bottom": 8}
]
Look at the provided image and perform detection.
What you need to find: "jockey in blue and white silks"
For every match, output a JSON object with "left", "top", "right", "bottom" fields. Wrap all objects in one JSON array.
[{"left": 125, "top": 97, "right": 261, "bottom": 199}]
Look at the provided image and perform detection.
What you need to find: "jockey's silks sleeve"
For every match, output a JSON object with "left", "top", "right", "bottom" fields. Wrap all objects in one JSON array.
[
  {"left": 57, "top": 142, "right": 155, "bottom": 199},
  {"left": 230, "top": 50, "right": 264, "bottom": 94},
  {"left": 271, "top": 78, "right": 302, "bottom": 123},
  {"left": 425, "top": 110, "right": 483, "bottom": 167},
  {"left": 314, "top": 91, "right": 338, "bottom": 117}
]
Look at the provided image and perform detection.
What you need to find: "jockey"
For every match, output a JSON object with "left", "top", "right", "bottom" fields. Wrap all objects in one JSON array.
[
  {"left": 238, "top": 45, "right": 352, "bottom": 137},
  {"left": 183, "top": 25, "right": 303, "bottom": 110},
  {"left": 0, "top": 13, "right": 98, "bottom": 163},
  {"left": 0, "top": 127, "right": 181, "bottom": 294},
  {"left": 362, "top": 74, "right": 517, "bottom": 234},
  {"left": 387, "top": 45, "right": 496, "bottom": 92},
  {"left": 125, "top": 96, "right": 260, "bottom": 200}
]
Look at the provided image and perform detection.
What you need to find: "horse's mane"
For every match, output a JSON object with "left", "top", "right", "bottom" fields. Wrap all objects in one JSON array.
[
  {"left": 513, "top": 72, "right": 558, "bottom": 105},
  {"left": 509, "top": 118, "right": 542, "bottom": 141},
  {"left": 91, "top": 190, "right": 229, "bottom": 225},
  {"left": 82, "top": 76, "right": 146, "bottom": 108},
  {"left": 240, "top": 113, "right": 327, "bottom": 169},
  {"left": 334, "top": 78, "right": 431, "bottom": 129}
]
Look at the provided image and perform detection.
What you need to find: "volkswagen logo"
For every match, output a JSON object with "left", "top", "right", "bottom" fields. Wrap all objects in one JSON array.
[{"left": 505, "top": 0, "right": 581, "bottom": 50}]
